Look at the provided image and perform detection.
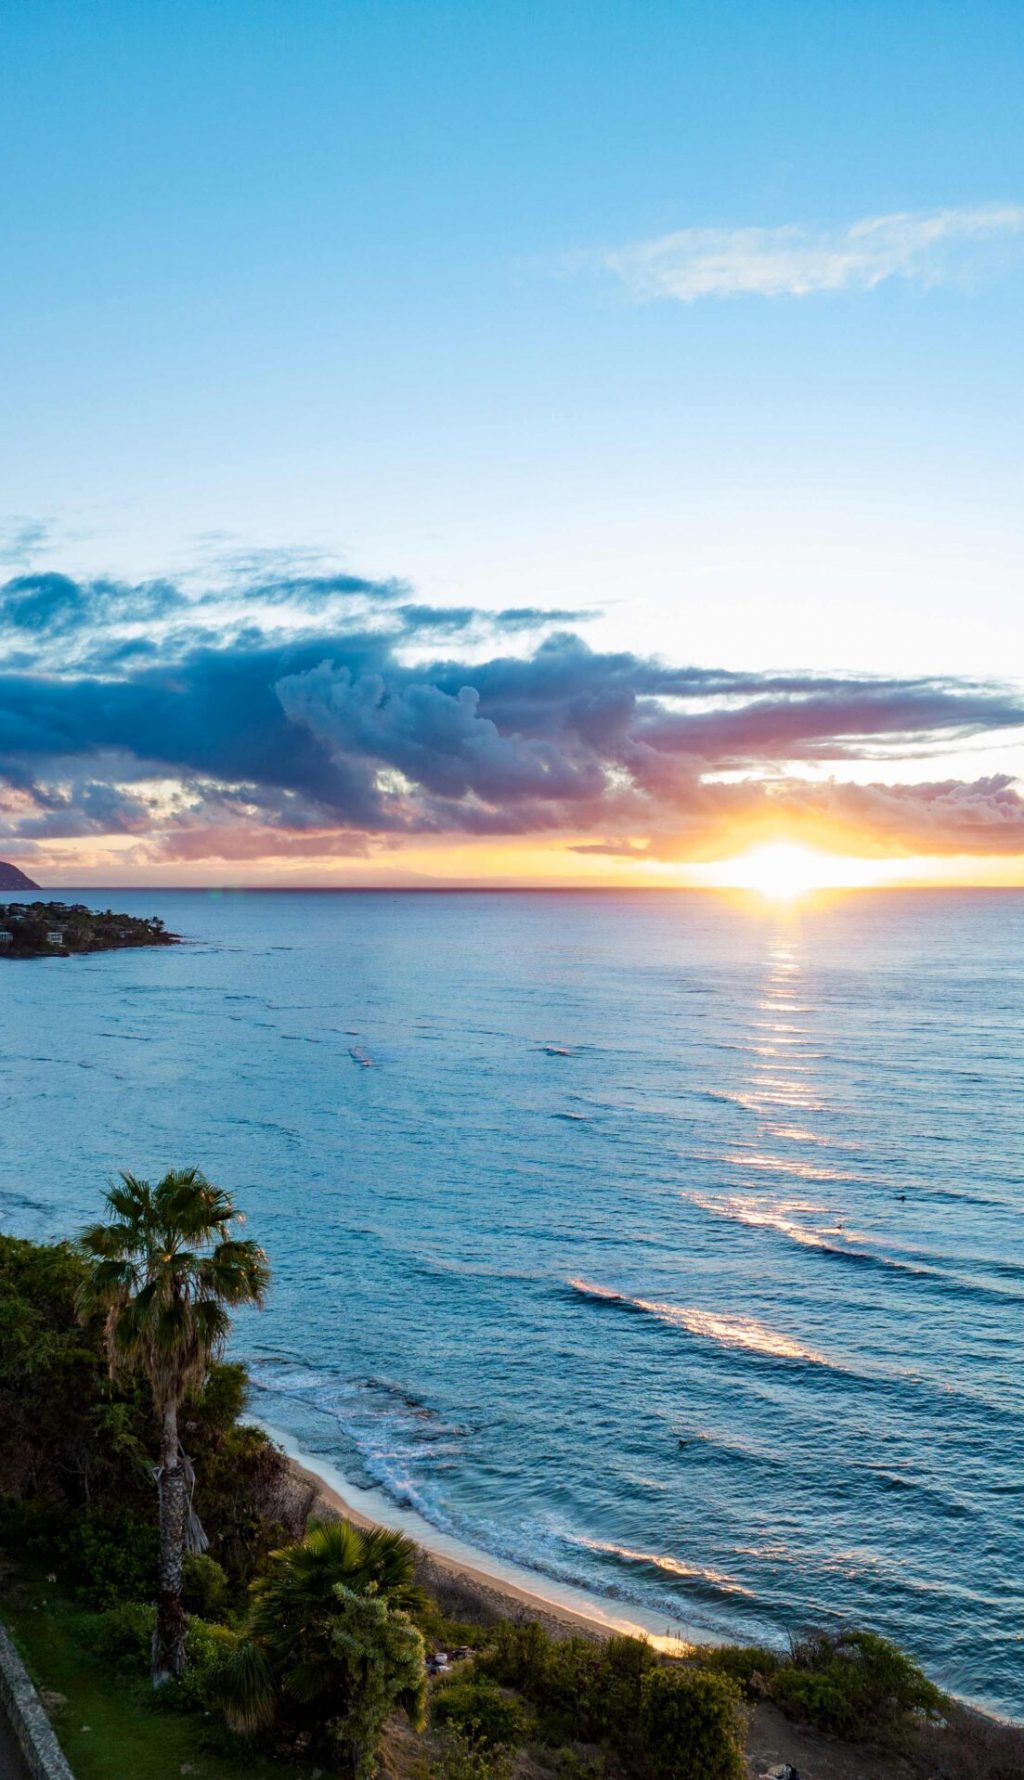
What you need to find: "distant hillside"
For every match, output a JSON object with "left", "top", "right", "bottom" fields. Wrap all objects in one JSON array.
[{"left": 0, "top": 861, "right": 39, "bottom": 890}]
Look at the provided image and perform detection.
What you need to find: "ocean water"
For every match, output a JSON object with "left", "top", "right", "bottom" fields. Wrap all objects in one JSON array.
[{"left": 1, "top": 889, "right": 1021, "bottom": 1713}]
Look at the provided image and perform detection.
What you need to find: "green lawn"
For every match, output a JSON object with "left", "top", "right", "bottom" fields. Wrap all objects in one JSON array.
[{"left": 2, "top": 1594, "right": 306, "bottom": 1780}]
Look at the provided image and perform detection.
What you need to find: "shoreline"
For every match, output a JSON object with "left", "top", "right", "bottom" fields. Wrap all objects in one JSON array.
[
  {"left": 258, "top": 1420, "right": 708, "bottom": 1652},
  {"left": 267, "top": 1430, "right": 1023, "bottom": 1753}
]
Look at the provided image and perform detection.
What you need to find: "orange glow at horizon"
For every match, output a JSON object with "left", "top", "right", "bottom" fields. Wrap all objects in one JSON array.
[
  {"left": 18, "top": 832, "right": 1024, "bottom": 890},
  {"left": 699, "top": 841, "right": 899, "bottom": 899}
]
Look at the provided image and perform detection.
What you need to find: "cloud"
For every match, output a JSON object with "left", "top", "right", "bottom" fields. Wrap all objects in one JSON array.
[
  {"left": 599, "top": 204, "right": 1024, "bottom": 301},
  {"left": 0, "top": 564, "right": 1022, "bottom": 868},
  {"left": 575, "top": 774, "right": 1024, "bottom": 862},
  {"left": 0, "top": 518, "right": 58, "bottom": 567}
]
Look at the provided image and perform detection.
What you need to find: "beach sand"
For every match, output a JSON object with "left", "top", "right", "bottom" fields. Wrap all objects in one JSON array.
[
  {"left": 263, "top": 1429, "right": 976, "bottom": 1779},
  {"left": 263, "top": 1424, "right": 699, "bottom": 1650},
  {"left": 277, "top": 1443, "right": 925, "bottom": 1780}
]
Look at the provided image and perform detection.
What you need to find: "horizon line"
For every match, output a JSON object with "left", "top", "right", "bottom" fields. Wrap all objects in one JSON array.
[{"left": 17, "top": 882, "right": 1024, "bottom": 896}]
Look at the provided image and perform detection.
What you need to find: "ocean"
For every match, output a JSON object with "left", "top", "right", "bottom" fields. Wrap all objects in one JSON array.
[{"left": 0, "top": 888, "right": 1021, "bottom": 1714}]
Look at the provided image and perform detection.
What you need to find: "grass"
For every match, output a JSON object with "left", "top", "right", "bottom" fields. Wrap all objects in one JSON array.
[{"left": 2, "top": 1588, "right": 305, "bottom": 1780}]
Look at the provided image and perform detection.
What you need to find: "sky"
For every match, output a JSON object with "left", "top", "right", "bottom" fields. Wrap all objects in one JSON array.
[{"left": 1, "top": 0, "right": 1022, "bottom": 887}]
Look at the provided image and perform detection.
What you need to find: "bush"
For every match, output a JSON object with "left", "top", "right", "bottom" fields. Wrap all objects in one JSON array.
[
  {"left": 479, "top": 1622, "right": 656, "bottom": 1748},
  {"left": 639, "top": 1666, "right": 746, "bottom": 1780},
  {"left": 433, "top": 1677, "right": 535, "bottom": 1748},
  {"left": 431, "top": 1726, "right": 516, "bottom": 1780},
  {"left": 600, "top": 1635, "right": 660, "bottom": 1743},
  {"left": 75, "top": 1601, "right": 155, "bottom": 1676},
  {"left": 170, "top": 1617, "right": 240, "bottom": 1712},
  {"left": 482, "top": 1620, "right": 550, "bottom": 1692},
  {"left": 206, "top": 1526, "right": 428, "bottom": 1780},
  {"left": 697, "top": 1642, "right": 781, "bottom": 1698},
  {"left": 182, "top": 1552, "right": 229, "bottom": 1617},
  {"left": 911, "top": 1704, "right": 1024, "bottom": 1779},
  {"left": 554, "top": 1750, "right": 608, "bottom": 1780},
  {"left": 71, "top": 1511, "right": 158, "bottom": 1606},
  {"left": 771, "top": 1628, "right": 944, "bottom": 1740},
  {"left": 413, "top": 1593, "right": 492, "bottom": 1652}
]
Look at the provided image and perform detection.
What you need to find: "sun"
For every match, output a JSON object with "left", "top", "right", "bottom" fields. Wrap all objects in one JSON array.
[{"left": 712, "top": 841, "right": 863, "bottom": 899}]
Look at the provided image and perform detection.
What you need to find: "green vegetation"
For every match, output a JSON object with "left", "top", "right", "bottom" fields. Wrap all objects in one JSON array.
[
  {"left": 700, "top": 1626, "right": 943, "bottom": 1741},
  {"left": 639, "top": 1666, "right": 746, "bottom": 1780},
  {"left": 4, "top": 1578, "right": 306, "bottom": 1780},
  {"left": 0, "top": 900, "right": 176, "bottom": 957},
  {"left": 432, "top": 1676, "right": 535, "bottom": 1748},
  {"left": 429, "top": 1725, "right": 516, "bottom": 1780},
  {"left": 78, "top": 1169, "right": 271, "bottom": 1683},
  {"left": 477, "top": 1620, "right": 659, "bottom": 1751},
  {"left": 472, "top": 1621, "right": 744, "bottom": 1776},
  {"left": 207, "top": 1520, "right": 428, "bottom": 1778},
  {"left": 6, "top": 1211, "right": 1020, "bottom": 1780}
]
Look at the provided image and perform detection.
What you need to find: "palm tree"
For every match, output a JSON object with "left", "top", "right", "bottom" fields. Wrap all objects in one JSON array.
[
  {"left": 78, "top": 1167, "right": 270, "bottom": 1684},
  {"left": 211, "top": 1519, "right": 427, "bottom": 1777}
]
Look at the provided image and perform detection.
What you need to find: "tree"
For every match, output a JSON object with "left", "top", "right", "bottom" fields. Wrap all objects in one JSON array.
[
  {"left": 211, "top": 1519, "right": 427, "bottom": 1778},
  {"left": 78, "top": 1168, "right": 270, "bottom": 1683}
]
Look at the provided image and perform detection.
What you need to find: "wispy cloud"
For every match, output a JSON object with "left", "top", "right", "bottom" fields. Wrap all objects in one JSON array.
[{"left": 599, "top": 204, "right": 1024, "bottom": 301}]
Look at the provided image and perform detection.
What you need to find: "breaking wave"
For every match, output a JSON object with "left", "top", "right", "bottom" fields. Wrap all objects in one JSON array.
[{"left": 567, "top": 1277, "right": 835, "bottom": 1367}]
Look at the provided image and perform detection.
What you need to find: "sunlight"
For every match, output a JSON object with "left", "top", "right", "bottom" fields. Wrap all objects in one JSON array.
[{"left": 708, "top": 841, "right": 878, "bottom": 899}]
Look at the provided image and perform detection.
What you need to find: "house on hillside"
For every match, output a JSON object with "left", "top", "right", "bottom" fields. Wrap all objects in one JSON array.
[
  {"left": 0, "top": 931, "right": 12, "bottom": 947},
  {"left": 46, "top": 929, "right": 64, "bottom": 946}
]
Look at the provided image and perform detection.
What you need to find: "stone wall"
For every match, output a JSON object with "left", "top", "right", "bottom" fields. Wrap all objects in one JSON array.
[{"left": 0, "top": 1624, "right": 75, "bottom": 1780}]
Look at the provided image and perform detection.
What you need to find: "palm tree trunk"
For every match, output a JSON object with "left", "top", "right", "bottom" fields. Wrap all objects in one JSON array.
[{"left": 152, "top": 1400, "right": 188, "bottom": 1685}]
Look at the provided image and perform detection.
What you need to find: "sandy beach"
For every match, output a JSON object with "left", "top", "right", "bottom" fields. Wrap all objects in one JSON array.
[
  {"left": 273, "top": 1439, "right": 950, "bottom": 1779},
  {"left": 261, "top": 1422, "right": 702, "bottom": 1652}
]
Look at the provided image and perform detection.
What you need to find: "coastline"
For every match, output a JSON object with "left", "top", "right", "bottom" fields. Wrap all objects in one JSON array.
[{"left": 258, "top": 1419, "right": 707, "bottom": 1652}]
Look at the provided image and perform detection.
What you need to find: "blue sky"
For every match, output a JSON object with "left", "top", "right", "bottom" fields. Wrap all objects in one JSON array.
[{"left": 1, "top": 1, "right": 1023, "bottom": 882}]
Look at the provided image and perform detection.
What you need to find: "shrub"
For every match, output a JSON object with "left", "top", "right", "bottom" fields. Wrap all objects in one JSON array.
[
  {"left": 479, "top": 1622, "right": 656, "bottom": 1748},
  {"left": 72, "top": 1511, "right": 158, "bottom": 1606},
  {"left": 771, "top": 1628, "right": 944, "bottom": 1740},
  {"left": 911, "top": 1704, "right": 1024, "bottom": 1779},
  {"left": 697, "top": 1642, "right": 781, "bottom": 1698},
  {"left": 169, "top": 1617, "right": 241, "bottom": 1712},
  {"left": 600, "top": 1635, "right": 660, "bottom": 1747},
  {"left": 431, "top": 1726, "right": 516, "bottom": 1780},
  {"left": 414, "top": 1593, "right": 492, "bottom": 1651},
  {"left": 182, "top": 1552, "right": 229, "bottom": 1617},
  {"left": 639, "top": 1666, "right": 746, "bottom": 1780},
  {"left": 554, "top": 1749, "right": 608, "bottom": 1780},
  {"left": 433, "top": 1677, "right": 535, "bottom": 1748},
  {"left": 482, "top": 1619, "right": 551, "bottom": 1692},
  {"left": 75, "top": 1601, "right": 155, "bottom": 1676}
]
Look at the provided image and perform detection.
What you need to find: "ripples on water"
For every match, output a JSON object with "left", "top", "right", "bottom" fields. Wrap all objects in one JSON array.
[{"left": 0, "top": 889, "right": 1021, "bottom": 1713}]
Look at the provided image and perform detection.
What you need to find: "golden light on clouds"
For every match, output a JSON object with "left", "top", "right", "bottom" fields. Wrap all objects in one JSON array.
[{"left": 23, "top": 830, "right": 1024, "bottom": 891}]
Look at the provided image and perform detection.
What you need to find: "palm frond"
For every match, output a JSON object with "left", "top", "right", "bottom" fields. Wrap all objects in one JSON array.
[
  {"left": 77, "top": 1165, "right": 269, "bottom": 1432},
  {"left": 206, "top": 1639, "right": 277, "bottom": 1736}
]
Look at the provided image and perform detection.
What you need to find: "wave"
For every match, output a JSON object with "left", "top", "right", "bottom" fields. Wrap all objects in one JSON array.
[
  {"left": 250, "top": 1368, "right": 466, "bottom": 1507},
  {"left": 685, "top": 1194, "right": 1024, "bottom": 1305},
  {"left": 569, "top": 1534, "right": 756, "bottom": 1600},
  {"left": 698, "top": 1089, "right": 759, "bottom": 1111},
  {"left": 567, "top": 1278, "right": 834, "bottom": 1367}
]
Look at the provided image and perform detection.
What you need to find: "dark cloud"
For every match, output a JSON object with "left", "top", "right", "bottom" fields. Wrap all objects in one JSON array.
[{"left": 0, "top": 566, "right": 1022, "bottom": 865}]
